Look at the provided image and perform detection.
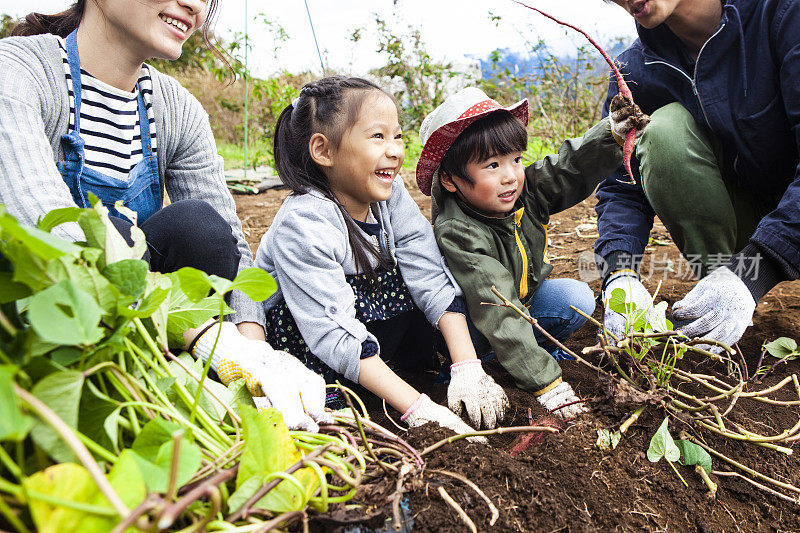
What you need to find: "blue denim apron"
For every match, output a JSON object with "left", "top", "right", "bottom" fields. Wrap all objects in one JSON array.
[{"left": 57, "top": 29, "right": 161, "bottom": 223}]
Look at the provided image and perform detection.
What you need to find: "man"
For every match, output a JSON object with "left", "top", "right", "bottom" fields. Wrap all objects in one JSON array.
[{"left": 595, "top": 0, "right": 800, "bottom": 358}]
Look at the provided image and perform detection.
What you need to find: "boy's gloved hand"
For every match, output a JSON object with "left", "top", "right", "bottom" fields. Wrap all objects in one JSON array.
[
  {"left": 536, "top": 381, "right": 588, "bottom": 419},
  {"left": 672, "top": 266, "right": 755, "bottom": 354},
  {"left": 603, "top": 273, "right": 653, "bottom": 339},
  {"left": 192, "top": 322, "right": 331, "bottom": 432},
  {"left": 402, "top": 394, "right": 487, "bottom": 443},
  {"left": 609, "top": 93, "right": 650, "bottom": 141},
  {"left": 447, "top": 360, "right": 509, "bottom": 429}
]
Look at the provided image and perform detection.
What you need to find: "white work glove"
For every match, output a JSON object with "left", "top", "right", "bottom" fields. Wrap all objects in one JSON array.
[
  {"left": 402, "top": 394, "right": 487, "bottom": 443},
  {"left": 447, "top": 361, "right": 509, "bottom": 430},
  {"left": 192, "top": 322, "right": 332, "bottom": 432},
  {"left": 608, "top": 93, "right": 650, "bottom": 141},
  {"left": 672, "top": 266, "right": 756, "bottom": 354},
  {"left": 603, "top": 273, "right": 653, "bottom": 339},
  {"left": 536, "top": 381, "right": 588, "bottom": 419}
]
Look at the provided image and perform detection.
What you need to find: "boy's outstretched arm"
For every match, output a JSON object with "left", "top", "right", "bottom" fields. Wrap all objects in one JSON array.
[{"left": 525, "top": 106, "right": 646, "bottom": 216}]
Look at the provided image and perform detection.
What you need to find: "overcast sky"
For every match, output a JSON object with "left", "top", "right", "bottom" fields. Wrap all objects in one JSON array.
[{"left": 6, "top": 1, "right": 638, "bottom": 76}]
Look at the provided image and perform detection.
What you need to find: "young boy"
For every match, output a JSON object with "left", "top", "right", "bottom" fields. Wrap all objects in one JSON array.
[{"left": 417, "top": 87, "right": 648, "bottom": 417}]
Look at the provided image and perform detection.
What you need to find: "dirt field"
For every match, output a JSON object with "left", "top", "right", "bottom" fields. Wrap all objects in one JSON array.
[{"left": 234, "top": 176, "right": 800, "bottom": 532}]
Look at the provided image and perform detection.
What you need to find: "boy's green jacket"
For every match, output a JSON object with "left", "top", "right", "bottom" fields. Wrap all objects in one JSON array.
[{"left": 432, "top": 119, "right": 623, "bottom": 394}]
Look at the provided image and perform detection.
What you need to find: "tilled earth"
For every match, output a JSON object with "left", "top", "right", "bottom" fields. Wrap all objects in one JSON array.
[{"left": 234, "top": 176, "right": 800, "bottom": 532}]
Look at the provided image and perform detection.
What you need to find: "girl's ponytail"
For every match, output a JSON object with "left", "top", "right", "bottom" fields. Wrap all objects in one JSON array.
[
  {"left": 11, "top": 1, "right": 85, "bottom": 37},
  {"left": 273, "top": 77, "right": 395, "bottom": 282}
]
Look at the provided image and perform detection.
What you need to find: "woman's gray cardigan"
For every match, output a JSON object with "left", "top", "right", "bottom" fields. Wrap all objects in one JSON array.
[
  {"left": 0, "top": 34, "right": 263, "bottom": 325},
  {"left": 256, "top": 178, "right": 462, "bottom": 383}
]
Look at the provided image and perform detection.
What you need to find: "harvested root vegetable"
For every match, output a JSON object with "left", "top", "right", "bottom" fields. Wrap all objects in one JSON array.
[{"left": 514, "top": 0, "right": 640, "bottom": 183}]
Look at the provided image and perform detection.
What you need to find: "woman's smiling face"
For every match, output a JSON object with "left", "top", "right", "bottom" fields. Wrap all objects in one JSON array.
[{"left": 97, "top": 0, "right": 209, "bottom": 61}]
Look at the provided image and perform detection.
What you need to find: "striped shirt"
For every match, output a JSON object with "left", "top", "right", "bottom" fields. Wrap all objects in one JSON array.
[{"left": 58, "top": 38, "right": 157, "bottom": 182}]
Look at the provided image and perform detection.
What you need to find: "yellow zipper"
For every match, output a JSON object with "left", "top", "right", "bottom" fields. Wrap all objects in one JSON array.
[
  {"left": 542, "top": 223, "right": 550, "bottom": 264},
  {"left": 514, "top": 207, "right": 528, "bottom": 299}
]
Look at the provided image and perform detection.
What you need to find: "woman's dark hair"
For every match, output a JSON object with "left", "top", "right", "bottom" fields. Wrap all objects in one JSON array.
[
  {"left": 440, "top": 111, "right": 528, "bottom": 185},
  {"left": 274, "top": 76, "right": 395, "bottom": 281},
  {"left": 10, "top": 0, "right": 229, "bottom": 74}
]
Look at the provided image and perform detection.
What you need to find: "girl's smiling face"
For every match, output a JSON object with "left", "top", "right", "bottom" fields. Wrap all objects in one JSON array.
[
  {"left": 322, "top": 91, "right": 405, "bottom": 221},
  {"left": 96, "top": 0, "right": 209, "bottom": 61}
]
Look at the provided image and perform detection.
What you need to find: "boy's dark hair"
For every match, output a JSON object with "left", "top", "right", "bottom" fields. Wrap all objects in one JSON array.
[
  {"left": 440, "top": 111, "right": 527, "bottom": 185},
  {"left": 274, "top": 76, "right": 395, "bottom": 281}
]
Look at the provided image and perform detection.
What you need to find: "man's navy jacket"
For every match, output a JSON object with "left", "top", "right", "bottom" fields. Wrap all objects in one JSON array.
[{"left": 595, "top": 0, "right": 800, "bottom": 279}]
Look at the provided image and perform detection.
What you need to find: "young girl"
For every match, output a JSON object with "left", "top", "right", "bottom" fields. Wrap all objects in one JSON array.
[{"left": 256, "top": 76, "right": 508, "bottom": 434}]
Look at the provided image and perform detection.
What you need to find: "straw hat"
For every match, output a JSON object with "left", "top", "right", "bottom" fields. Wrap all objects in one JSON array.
[{"left": 416, "top": 87, "right": 528, "bottom": 196}]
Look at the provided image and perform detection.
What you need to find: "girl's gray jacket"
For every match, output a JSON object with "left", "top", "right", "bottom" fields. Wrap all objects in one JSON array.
[
  {"left": 0, "top": 34, "right": 262, "bottom": 325},
  {"left": 256, "top": 177, "right": 462, "bottom": 383}
]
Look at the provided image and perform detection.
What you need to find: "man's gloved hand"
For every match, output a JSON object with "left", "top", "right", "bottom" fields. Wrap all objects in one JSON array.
[
  {"left": 536, "top": 381, "right": 588, "bottom": 419},
  {"left": 447, "top": 360, "right": 509, "bottom": 429},
  {"left": 402, "top": 394, "right": 487, "bottom": 443},
  {"left": 609, "top": 93, "right": 650, "bottom": 141},
  {"left": 192, "top": 322, "right": 332, "bottom": 432},
  {"left": 603, "top": 273, "right": 653, "bottom": 339},
  {"left": 672, "top": 266, "right": 756, "bottom": 354}
]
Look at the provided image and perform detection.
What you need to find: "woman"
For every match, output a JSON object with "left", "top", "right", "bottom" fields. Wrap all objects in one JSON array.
[
  {"left": 0, "top": 0, "right": 328, "bottom": 431},
  {"left": 595, "top": 0, "right": 800, "bottom": 364}
]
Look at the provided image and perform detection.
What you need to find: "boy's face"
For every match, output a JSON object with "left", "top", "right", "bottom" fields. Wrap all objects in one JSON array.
[{"left": 442, "top": 151, "right": 525, "bottom": 218}]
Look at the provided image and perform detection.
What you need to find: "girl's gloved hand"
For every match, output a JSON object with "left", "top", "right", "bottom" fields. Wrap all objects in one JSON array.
[
  {"left": 536, "top": 381, "right": 588, "bottom": 419},
  {"left": 603, "top": 273, "right": 653, "bottom": 339},
  {"left": 192, "top": 322, "right": 332, "bottom": 432},
  {"left": 402, "top": 394, "right": 487, "bottom": 443},
  {"left": 447, "top": 360, "right": 509, "bottom": 429}
]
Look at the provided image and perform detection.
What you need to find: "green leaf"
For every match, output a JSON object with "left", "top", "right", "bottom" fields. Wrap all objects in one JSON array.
[
  {"left": 38, "top": 207, "right": 83, "bottom": 233},
  {"left": 175, "top": 267, "right": 213, "bottom": 302},
  {"left": 23, "top": 456, "right": 143, "bottom": 533},
  {"left": 235, "top": 405, "right": 319, "bottom": 513},
  {"left": 0, "top": 366, "right": 34, "bottom": 441},
  {"left": 27, "top": 280, "right": 104, "bottom": 346},
  {"left": 229, "top": 268, "right": 277, "bottom": 302},
  {"left": 3, "top": 240, "right": 51, "bottom": 292},
  {"left": 46, "top": 257, "right": 120, "bottom": 316},
  {"left": 647, "top": 301, "right": 670, "bottom": 333},
  {"left": 102, "top": 259, "right": 148, "bottom": 298},
  {"left": 675, "top": 439, "right": 713, "bottom": 474},
  {"left": 647, "top": 417, "right": 680, "bottom": 464},
  {"left": 0, "top": 271, "right": 31, "bottom": 303},
  {"left": 764, "top": 337, "right": 799, "bottom": 359},
  {"left": 0, "top": 211, "right": 81, "bottom": 260},
  {"left": 24, "top": 463, "right": 116, "bottom": 533},
  {"left": 608, "top": 287, "right": 634, "bottom": 315},
  {"left": 165, "top": 283, "right": 230, "bottom": 348},
  {"left": 130, "top": 419, "right": 202, "bottom": 493},
  {"left": 30, "top": 370, "right": 85, "bottom": 462},
  {"left": 596, "top": 428, "right": 621, "bottom": 452},
  {"left": 78, "top": 384, "right": 118, "bottom": 454}
]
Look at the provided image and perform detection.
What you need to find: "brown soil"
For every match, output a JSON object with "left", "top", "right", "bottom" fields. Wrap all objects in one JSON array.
[{"left": 234, "top": 176, "right": 800, "bottom": 532}]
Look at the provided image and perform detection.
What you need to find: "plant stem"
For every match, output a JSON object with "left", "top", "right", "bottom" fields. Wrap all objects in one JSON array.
[
  {"left": 14, "top": 385, "right": 129, "bottom": 518},
  {"left": 688, "top": 436, "right": 800, "bottom": 495},
  {"left": 0, "top": 494, "right": 30, "bottom": 533},
  {"left": 667, "top": 459, "right": 688, "bottom": 487},
  {"left": 421, "top": 425, "right": 559, "bottom": 456},
  {"left": 620, "top": 406, "right": 646, "bottom": 433},
  {"left": 696, "top": 465, "right": 717, "bottom": 495}
]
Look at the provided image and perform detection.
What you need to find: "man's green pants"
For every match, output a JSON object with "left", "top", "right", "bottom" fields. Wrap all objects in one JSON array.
[{"left": 636, "top": 103, "right": 781, "bottom": 277}]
